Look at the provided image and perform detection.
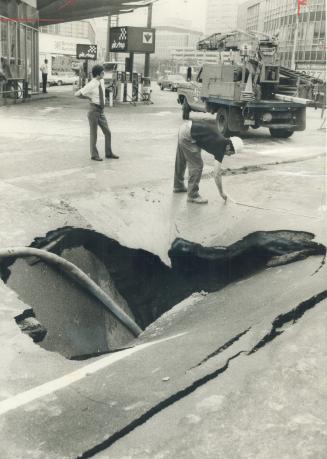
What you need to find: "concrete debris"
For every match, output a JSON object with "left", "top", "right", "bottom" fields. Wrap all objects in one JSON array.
[{"left": 15, "top": 309, "right": 47, "bottom": 343}]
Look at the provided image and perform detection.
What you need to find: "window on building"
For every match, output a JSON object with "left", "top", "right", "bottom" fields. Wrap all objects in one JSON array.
[
  {"left": 313, "top": 21, "right": 321, "bottom": 42},
  {"left": 319, "top": 20, "right": 325, "bottom": 38},
  {"left": 0, "top": 21, "right": 8, "bottom": 59},
  {"left": 26, "top": 28, "right": 32, "bottom": 85},
  {"left": 9, "top": 21, "right": 17, "bottom": 64},
  {"left": 311, "top": 51, "right": 317, "bottom": 61},
  {"left": 18, "top": 24, "right": 26, "bottom": 68},
  {"left": 316, "top": 51, "right": 323, "bottom": 61}
]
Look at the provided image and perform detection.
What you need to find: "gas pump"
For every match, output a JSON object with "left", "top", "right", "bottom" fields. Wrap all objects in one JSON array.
[
  {"left": 132, "top": 72, "right": 140, "bottom": 101},
  {"left": 142, "top": 76, "right": 151, "bottom": 102},
  {"left": 137, "top": 73, "right": 143, "bottom": 101},
  {"left": 122, "top": 72, "right": 127, "bottom": 102},
  {"left": 125, "top": 72, "right": 132, "bottom": 101},
  {"left": 116, "top": 71, "right": 124, "bottom": 102}
]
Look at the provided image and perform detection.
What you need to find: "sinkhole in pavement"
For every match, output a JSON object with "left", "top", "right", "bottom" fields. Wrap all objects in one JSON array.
[{"left": 0, "top": 227, "right": 325, "bottom": 360}]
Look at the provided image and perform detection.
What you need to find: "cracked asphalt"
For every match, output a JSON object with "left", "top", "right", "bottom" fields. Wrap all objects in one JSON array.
[{"left": 0, "top": 85, "right": 326, "bottom": 458}]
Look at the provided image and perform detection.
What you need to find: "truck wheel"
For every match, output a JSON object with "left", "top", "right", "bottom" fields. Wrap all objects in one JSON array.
[
  {"left": 57, "top": 80, "right": 63, "bottom": 86},
  {"left": 182, "top": 100, "right": 191, "bottom": 120},
  {"left": 160, "top": 85, "right": 164, "bottom": 91},
  {"left": 216, "top": 108, "right": 232, "bottom": 136},
  {"left": 269, "top": 129, "right": 294, "bottom": 138}
]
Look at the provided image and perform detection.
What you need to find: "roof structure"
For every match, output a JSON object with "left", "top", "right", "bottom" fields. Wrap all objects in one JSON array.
[{"left": 37, "top": 0, "right": 153, "bottom": 25}]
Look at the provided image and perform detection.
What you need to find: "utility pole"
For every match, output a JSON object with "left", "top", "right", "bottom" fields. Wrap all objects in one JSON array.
[
  {"left": 144, "top": 2, "right": 153, "bottom": 78},
  {"left": 106, "top": 15, "right": 111, "bottom": 61}
]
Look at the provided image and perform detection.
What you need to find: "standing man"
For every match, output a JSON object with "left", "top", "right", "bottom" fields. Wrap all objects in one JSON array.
[
  {"left": 40, "top": 59, "right": 48, "bottom": 94},
  {"left": 173, "top": 120, "right": 244, "bottom": 204},
  {"left": 75, "top": 64, "right": 118, "bottom": 162}
]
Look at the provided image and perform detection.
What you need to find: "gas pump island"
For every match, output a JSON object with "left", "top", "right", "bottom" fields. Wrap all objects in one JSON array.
[{"left": 107, "top": 26, "right": 156, "bottom": 103}]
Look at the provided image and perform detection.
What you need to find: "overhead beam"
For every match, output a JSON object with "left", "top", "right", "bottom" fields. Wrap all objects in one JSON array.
[{"left": 37, "top": 0, "right": 153, "bottom": 25}]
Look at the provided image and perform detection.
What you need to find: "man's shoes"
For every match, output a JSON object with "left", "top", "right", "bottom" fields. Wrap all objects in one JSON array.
[
  {"left": 105, "top": 154, "right": 119, "bottom": 159},
  {"left": 187, "top": 195, "right": 208, "bottom": 204},
  {"left": 173, "top": 187, "right": 187, "bottom": 193},
  {"left": 91, "top": 157, "right": 103, "bottom": 162}
]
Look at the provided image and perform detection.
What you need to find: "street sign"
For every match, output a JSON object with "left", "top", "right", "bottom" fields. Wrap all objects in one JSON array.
[
  {"left": 109, "top": 27, "right": 156, "bottom": 54},
  {"left": 76, "top": 44, "right": 97, "bottom": 60},
  {"left": 109, "top": 27, "right": 128, "bottom": 52}
]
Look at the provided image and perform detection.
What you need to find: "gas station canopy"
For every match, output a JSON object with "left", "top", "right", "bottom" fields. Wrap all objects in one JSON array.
[{"left": 37, "top": 0, "right": 154, "bottom": 25}]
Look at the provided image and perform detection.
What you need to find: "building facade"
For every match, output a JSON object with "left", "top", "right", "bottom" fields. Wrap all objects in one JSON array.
[
  {"left": 237, "top": 0, "right": 326, "bottom": 76},
  {"left": 206, "top": 0, "right": 243, "bottom": 36},
  {"left": 171, "top": 48, "right": 222, "bottom": 66},
  {"left": 154, "top": 25, "right": 203, "bottom": 60},
  {"left": 39, "top": 21, "right": 95, "bottom": 75},
  {"left": 0, "top": 0, "right": 39, "bottom": 93}
]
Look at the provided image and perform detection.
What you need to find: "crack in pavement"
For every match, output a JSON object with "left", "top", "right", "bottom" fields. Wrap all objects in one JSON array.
[
  {"left": 202, "top": 152, "right": 326, "bottom": 179},
  {"left": 189, "top": 327, "right": 251, "bottom": 371},
  {"left": 248, "top": 290, "right": 327, "bottom": 354},
  {"left": 76, "top": 290, "right": 327, "bottom": 458},
  {"left": 76, "top": 351, "right": 245, "bottom": 459}
]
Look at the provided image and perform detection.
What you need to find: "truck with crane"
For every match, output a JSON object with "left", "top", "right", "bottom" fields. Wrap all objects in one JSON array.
[{"left": 177, "top": 30, "right": 311, "bottom": 138}]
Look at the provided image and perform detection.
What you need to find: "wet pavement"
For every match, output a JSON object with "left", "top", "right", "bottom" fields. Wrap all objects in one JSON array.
[{"left": 0, "top": 85, "right": 326, "bottom": 458}]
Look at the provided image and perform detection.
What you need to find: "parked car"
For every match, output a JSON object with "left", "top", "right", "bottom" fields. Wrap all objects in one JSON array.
[
  {"left": 159, "top": 74, "right": 185, "bottom": 92},
  {"left": 47, "top": 73, "right": 79, "bottom": 86}
]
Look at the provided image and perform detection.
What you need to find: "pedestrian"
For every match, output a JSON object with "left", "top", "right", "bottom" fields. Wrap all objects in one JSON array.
[
  {"left": 40, "top": 59, "right": 48, "bottom": 94},
  {"left": 173, "top": 119, "right": 244, "bottom": 204},
  {"left": 75, "top": 64, "right": 118, "bottom": 162}
]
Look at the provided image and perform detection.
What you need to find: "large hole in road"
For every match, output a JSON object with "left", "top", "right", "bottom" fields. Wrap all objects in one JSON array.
[{"left": 0, "top": 227, "right": 325, "bottom": 360}]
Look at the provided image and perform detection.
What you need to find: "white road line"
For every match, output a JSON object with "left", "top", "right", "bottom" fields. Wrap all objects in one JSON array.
[{"left": 0, "top": 333, "right": 186, "bottom": 416}]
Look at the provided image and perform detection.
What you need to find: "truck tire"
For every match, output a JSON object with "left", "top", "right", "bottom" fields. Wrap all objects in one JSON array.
[
  {"left": 269, "top": 129, "right": 294, "bottom": 138},
  {"left": 182, "top": 100, "right": 191, "bottom": 120},
  {"left": 216, "top": 108, "right": 232, "bottom": 136}
]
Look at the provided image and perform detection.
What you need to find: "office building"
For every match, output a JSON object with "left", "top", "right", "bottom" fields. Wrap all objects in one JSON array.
[
  {"left": 237, "top": 0, "right": 326, "bottom": 75},
  {"left": 154, "top": 25, "right": 203, "bottom": 60},
  {"left": 171, "top": 48, "right": 222, "bottom": 66}
]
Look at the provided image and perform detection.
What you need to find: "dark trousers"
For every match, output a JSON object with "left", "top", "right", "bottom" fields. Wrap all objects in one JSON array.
[
  {"left": 87, "top": 105, "right": 113, "bottom": 159},
  {"left": 42, "top": 73, "right": 47, "bottom": 93}
]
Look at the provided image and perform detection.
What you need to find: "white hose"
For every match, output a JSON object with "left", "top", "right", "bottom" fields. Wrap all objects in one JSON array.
[{"left": 0, "top": 247, "right": 142, "bottom": 337}]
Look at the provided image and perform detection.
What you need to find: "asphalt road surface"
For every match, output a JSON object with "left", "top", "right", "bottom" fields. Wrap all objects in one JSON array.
[{"left": 0, "top": 85, "right": 326, "bottom": 459}]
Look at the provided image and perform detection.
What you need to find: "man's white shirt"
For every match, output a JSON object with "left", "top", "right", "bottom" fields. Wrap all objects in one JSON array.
[
  {"left": 76, "top": 78, "right": 105, "bottom": 105},
  {"left": 40, "top": 64, "right": 48, "bottom": 74}
]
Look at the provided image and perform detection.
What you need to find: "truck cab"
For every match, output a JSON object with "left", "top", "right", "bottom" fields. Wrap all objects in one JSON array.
[{"left": 177, "top": 67, "right": 205, "bottom": 118}]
